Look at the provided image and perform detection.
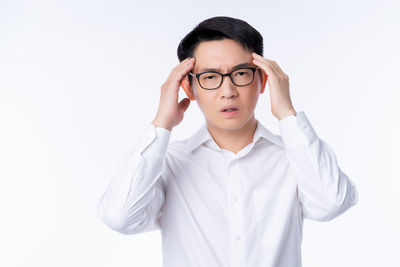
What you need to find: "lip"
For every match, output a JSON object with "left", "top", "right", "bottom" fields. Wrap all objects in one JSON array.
[
  {"left": 220, "top": 105, "right": 240, "bottom": 117},
  {"left": 220, "top": 105, "right": 240, "bottom": 112},
  {"left": 221, "top": 109, "right": 239, "bottom": 117}
]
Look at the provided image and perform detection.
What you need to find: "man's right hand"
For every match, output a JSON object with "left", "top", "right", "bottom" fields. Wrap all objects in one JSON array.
[{"left": 151, "top": 57, "right": 196, "bottom": 131}]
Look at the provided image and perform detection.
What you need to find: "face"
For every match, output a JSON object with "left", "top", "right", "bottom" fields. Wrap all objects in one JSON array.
[{"left": 181, "top": 38, "right": 267, "bottom": 132}]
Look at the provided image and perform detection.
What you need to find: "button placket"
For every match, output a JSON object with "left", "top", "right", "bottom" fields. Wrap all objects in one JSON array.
[{"left": 227, "top": 158, "right": 247, "bottom": 267}]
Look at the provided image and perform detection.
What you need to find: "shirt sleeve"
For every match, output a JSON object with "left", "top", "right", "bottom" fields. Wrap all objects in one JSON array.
[
  {"left": 278, "top": 111, "right": 359, "bottom": 221},
  {"left": 96, "top": 122, "right": 171, "bottom": 234}
]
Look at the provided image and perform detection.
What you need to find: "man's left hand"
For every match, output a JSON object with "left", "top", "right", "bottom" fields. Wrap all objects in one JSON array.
[{"left": 252, "top": 52, "right": 297, "bottom": 120}]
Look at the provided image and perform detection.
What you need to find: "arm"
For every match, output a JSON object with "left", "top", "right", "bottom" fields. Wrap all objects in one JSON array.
[
  {"left": 278, "top": 111, "right": 359, "bottom": 221},
  {"left": 96, "top": 56, "right": 195, "bottom": 234},
  {"left": 96, "top": 122, "right": 171, "bottom": 234}
]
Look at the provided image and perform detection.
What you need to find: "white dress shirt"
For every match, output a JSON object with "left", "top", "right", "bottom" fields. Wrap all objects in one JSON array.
[{"left": 96, "top": 111, "right": 358, "bottom": 267}]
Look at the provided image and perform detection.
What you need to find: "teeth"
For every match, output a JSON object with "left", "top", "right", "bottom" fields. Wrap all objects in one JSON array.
[{"left": 224, "top": 108, "right": 236, "bottom": 112}]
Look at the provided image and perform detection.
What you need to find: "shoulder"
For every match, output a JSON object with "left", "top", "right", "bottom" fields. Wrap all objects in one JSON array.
[{"left": 165, "top": 138, "right": 192, "bottom": 160}]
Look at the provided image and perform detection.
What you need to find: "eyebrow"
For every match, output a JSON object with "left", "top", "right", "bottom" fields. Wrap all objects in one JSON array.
[{"left": 197, "top": 62, "right": 254, "bottom": 73}]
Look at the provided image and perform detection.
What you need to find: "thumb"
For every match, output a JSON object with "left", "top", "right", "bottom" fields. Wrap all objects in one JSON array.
[{"left": 179, "top": 98, "right": 191, "bottom": 112}]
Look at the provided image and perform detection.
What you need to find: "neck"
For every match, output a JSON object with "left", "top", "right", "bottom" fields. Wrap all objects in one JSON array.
[{"left": 206, "top": 117, "right": 258, "bottom": 154}]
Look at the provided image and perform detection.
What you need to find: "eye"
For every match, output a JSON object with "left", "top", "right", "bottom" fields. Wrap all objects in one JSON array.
[
  {"left": 204, "top": 74, "right": 217, "bottom": 80},
  {"left": 234, "top": 69, "right": 251, "bottom": 77},
  {"left": 234, "top": 71, "right": 250, "bottom": 77}
]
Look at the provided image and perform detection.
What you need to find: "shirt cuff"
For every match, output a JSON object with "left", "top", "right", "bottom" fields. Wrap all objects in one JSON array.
[
  {"left": 278, "top": 111, "right": 318, "bottom": 149},
  {"left": 133, "top": 123, "right": 171, "bottom": 158}
]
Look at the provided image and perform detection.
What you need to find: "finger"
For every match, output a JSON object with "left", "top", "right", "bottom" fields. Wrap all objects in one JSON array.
[
  {"left": 269, "top": 61, "right": 287, "bottom": 77},
  {"left": 170, "top": 57, "right": 195, "bottom": 76},
  {"left": 173, "top": 58, "right": 196, "bottom": 85},
  {"left": 254, "top": 58, "right": 286, "bottom": 79},
  {"left": 179, "top": 58, "right": 195, "bottom": 77},
  {"left": 181, "top": 57, "right": 193, "bottom": 62},
  {"left": 179, "top": 57, "right": 196, "bottom": 71},
  {"left": 252, "top": 57, "right": 279, "bottom": 78},
  {"left": 174, "top": 58, "right": 194, "bottom": 73},
  {"left": 252, "top": 53, "right": 285, "bottom": 77},
  {"left": 178, "top": 97, "right": 191, "bottom": 111},
  {"left": 182, "top": 57, "right": 195, "bottom": 64}
]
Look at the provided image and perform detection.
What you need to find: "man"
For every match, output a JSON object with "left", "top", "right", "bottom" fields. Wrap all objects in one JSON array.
[{"left": 96, "top": 16, "right": 358, "bottom": 267}]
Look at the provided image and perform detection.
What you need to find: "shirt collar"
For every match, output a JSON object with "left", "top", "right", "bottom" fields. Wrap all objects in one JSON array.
[{"left": 186, "top": 119, "right": 284, "bottom": 153}]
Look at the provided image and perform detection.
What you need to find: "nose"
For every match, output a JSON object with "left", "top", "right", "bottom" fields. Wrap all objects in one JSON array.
[{"left": 219, "top": 75, "right": 238, "bottom": 98}]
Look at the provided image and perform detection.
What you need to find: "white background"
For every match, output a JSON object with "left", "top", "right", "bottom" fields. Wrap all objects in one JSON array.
[{"left": 1, "top": 0, "right": 399, "bottom": 266}]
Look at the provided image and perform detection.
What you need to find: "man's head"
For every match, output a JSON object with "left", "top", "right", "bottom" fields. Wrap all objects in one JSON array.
[{"left": 178, "top": 16, "right": 267, "bottom": 131}]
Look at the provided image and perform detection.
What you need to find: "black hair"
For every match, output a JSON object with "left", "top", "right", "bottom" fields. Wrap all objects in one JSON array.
[{"left": 177, "top": 16, "right": 264, "bottom": 85}]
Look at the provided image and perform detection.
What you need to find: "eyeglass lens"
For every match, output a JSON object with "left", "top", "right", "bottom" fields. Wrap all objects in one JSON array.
[{"left": 199, "top": 68, "right": 254, "bottom": 89}]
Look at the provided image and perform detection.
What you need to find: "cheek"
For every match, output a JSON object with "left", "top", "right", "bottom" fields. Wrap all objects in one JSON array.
[
  {"left": 246, "top": 88, "right": 260, "bottom": 104},
  {"left": 194, "top": 92, "right": 206, "bottom": 108},
  {"left": 241, "top": 93, "right": 260, "bottom": 112},
  {"left": 196, "top": 93, "right": 217, "bottom": 113}
]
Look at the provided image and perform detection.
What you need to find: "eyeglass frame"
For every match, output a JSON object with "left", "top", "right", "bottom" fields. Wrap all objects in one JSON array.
[{"left": 188, "top": 67, "right": 261, "bottom": 90}]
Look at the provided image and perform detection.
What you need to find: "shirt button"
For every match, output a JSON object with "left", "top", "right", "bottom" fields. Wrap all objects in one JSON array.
[
  {"left": 233, "top": 195, "right": 239, "bottom": 202},
  {"left": 235, "top": 234, "right": 241, "bottom": 240}
]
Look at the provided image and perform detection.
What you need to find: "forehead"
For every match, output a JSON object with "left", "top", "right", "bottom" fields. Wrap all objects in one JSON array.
[{"left": 192, "top": 39, "right": 253, "bottom": 73}]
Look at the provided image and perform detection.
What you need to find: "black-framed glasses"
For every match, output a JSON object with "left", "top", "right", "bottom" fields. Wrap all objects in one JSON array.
[{"left": 188, "top": 67, "right": 260, "bottom": 90}]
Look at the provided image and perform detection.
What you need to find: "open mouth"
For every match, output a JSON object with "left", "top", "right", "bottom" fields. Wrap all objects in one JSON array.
[
  {"left": 220, "top": 107, "right": 240, "bottom": 117},
  {"left": 222, "top": 108, "right": 239, "bottom": 112}
]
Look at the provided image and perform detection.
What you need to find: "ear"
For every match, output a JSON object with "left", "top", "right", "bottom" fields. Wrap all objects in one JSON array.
[
  {"left": 259, "top": 70, "right": 268, "bottom": 94},
  {"left": 181, "top": 75, "right": 196, "bottom": 101}
]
